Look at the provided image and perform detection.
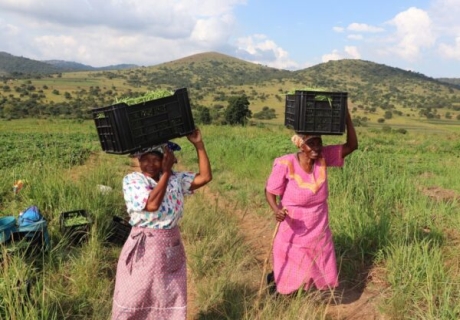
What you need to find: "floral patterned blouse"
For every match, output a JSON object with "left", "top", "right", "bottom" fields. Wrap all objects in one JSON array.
[{"left": 123, "top": 171, "right": 195, "bottom": 229}]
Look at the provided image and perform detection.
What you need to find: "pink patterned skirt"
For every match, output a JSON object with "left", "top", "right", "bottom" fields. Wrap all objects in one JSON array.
[{"left": 111, "top": 226, "right": 187, "bottom": 320}]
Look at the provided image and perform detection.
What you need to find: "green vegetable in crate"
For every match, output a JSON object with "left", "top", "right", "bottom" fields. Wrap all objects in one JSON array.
[
  {"left": 64, "top": 216, "right": 89, "bottom": 227},
  {"left": 287, "top": 87, "right": 333, "bottom": 107},
  {"left": 115, "top": 89, "right": 173, "bottom": 106}
]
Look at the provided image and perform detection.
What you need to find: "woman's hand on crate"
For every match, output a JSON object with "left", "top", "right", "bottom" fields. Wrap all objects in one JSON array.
[{"left": 187, "top": 128, "right": 203, "bottom": 146}]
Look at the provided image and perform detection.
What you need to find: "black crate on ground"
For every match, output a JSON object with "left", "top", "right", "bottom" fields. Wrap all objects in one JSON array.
[
  {"left": 10, "top": 230, "right": 47, "bottom": 256},
  {"left": 60, "top": 210, "right": 91, "bottom": 245},
  {"left": 107, "top": 216, "right": 131, "bottom": 246},
  {"left": 285, "top": 91, "right": 347, "bottom": 135},
  {"left": 92, "top": 88, "right": 195, "bottom": 154}
]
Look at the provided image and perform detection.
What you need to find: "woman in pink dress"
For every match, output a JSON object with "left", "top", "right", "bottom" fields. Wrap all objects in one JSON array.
[{"left": 265, "top": 108, "right": 358, "bottom": 295}]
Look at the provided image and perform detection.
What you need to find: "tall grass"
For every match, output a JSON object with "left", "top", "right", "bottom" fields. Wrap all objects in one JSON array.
[{"left": 0, "top": 120, "right": 459, "bottom": 319}]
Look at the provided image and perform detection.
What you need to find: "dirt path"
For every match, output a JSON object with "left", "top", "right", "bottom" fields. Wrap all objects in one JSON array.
[{"left": 191, "top": 184, "right": 388, "bottom": 320}]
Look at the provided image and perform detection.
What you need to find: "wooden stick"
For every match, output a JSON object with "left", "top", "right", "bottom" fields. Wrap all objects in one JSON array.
[{"left": 255, "top": 220, "right": 281, "bottom": 307}]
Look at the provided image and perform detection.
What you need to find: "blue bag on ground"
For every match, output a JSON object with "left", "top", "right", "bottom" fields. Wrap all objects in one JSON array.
[
  {"left": 18, "top": 205, "right": 51, "bottom": 250},
  {"left": 19, "top": 206, "right": 43, "bottom": 226}
]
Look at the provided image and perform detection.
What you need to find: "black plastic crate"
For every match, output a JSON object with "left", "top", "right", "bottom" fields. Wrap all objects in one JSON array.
[
  {"left": 285, "top": 91, "right": 347, "bottom": 135},
  {"left": 60, "top": 210, "right": 91, "bottom": 245},
  {"left": 92, "top": 88, "right": 195, "bottom": 154},
  {"left": 106, "top": 216, "right": 131, "bottom": 246},
  {"left": 10, "top": 230, "right": 47, "bottom": 256}
]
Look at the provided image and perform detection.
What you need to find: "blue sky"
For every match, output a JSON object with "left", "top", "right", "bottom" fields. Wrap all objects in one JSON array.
[{"left": 0, "top": 0, "right": 459, "bottom": 78}]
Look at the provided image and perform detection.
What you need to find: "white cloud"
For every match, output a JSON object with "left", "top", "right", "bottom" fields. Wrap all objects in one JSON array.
[
  {"left": 235, "top": 34, "right": 298, "bottom": 70},
  {"left": 0, "top": 0, "right": 246, "bottom": 66},
  {"left": 35, "top": 35, "right": 78, "bottom": 47},
  {"left": 0, "top": 20, "right": 19, "bottom": 36},
  {"left": 347, "top": 34, "right": 363, "bottom": 40},
  {"left": 344, "top": 46, "right": 361, "bottom": 59},
  {"left": 322, "top": 46, "right": 361, "bottom": 62},
  {"left": 386, "top": 7, "right": 435, "bottom": 61},
  {"left": 322, "top": 50, "right": 342, "bottom": 62},
  {"left": 333, "top": 26, "right": 344, "bottom": 33},
  {"left": 337, "top": 4, "right": 460, "bottom": 71},
  {"left": 347, "top": 23, "right": 384, "bottom": 33},
  {"left": 191, "top": 14, "right": 234, "bottom": 45},
  {"left": 438, "top": 36, "right": 460, "bottom": 60},
  {"left": 430, "top": 0, "right": 460, "bottom": 35}
]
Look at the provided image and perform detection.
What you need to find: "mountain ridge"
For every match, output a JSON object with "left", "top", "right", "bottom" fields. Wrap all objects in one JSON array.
[
  {"left": 42, "top": 59, "right": 138, "bottom": 71},
  {"left": 0, "top": 50, "right": 459, "bottom": 123},
  {"left": 0, "top": 51, "right": 139, "bottom": 75},
  {"left": 1, "top": 50, "right": 459, "bottom": 84}
]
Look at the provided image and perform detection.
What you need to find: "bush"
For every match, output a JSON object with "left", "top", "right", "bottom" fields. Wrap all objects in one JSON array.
[
  {"left": 253, "top": 106, "right": 276, "bottom": 120},
  {"left": 194, "top": 106, "right": 211, "bottom": 125},
  {"left": 352, "top": 117, "right": 368, "bottom": 127},
  {"left": 384, "top": 111, "right": 393, "bottom": 119},
  {"left": 382, "top": 125, "right": 392, "bottom": 133}
]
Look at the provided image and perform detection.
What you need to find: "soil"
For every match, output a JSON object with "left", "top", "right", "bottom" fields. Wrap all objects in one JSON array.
[{"left": 421, "top": 186, "right": 460, "bottom": 203}]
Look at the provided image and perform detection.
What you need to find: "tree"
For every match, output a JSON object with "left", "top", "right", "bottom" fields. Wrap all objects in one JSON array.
[
  {"left": 224, "top": 95, "right": 252, "bottom": 125},
  {"left": 195, "top": 106, "right": 211, "bottom": 124},
  {"left": 384, "top": 110, "right": 393, "bottom": 119}
]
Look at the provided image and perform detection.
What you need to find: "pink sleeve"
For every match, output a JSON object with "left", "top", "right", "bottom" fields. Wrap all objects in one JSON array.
[
  {"left": 265, "top": 158, "right": 288, "bottom": 196},
  {"left": 322, "top": 145, "right": 344, "bottom": 167}
]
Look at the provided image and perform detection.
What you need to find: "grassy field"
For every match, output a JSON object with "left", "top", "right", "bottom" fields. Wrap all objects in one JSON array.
[{"left": 0, "top": 119, "right": 460, "bottom": 319}]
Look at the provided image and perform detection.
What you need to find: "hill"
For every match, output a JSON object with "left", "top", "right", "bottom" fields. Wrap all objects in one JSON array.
[
  {"left": 292, "top": 59, "right": 460, "bottom": 113},
  {"left": 0, "top": 51, "right": 460, "bottom": 127},
  {"left": 43, "top": 60, "right": 138, "bottom": 72},
  {"left": 0, "top": 51, "right": 62, "bottom": 76},
  {"left": 0, "top": 52, "right": 139, "bottom": 76},
  {"left": 137, "top": 51, "right": 293, "bottom": 88},
  {"left": 437, "top": 78, "right": 460, "bottom": 88}
]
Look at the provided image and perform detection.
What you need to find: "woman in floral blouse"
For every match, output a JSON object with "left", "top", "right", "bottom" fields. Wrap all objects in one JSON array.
[{"left": 111, "top": 128, "right": 212, "bottom": 320}]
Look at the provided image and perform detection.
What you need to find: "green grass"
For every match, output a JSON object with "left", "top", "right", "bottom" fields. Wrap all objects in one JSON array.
[{"left": 0, "top": 120, "right": 459, "bottom": 319}]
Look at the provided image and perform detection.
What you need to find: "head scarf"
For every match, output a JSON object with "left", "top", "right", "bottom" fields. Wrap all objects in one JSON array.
[
  {"left": 129, "top": 141, "right": 181, "bottom": 159},
  {"left": 291, "top": 134, "right": 321, "bottom": 148}
]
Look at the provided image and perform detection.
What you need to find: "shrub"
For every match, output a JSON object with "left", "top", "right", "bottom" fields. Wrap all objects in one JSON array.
[
  {"left": 253, "top": 106, "right": 276, "bottom": 120},
  {"left": 382, "top": 125, "right": 392, "bottom": 133}
]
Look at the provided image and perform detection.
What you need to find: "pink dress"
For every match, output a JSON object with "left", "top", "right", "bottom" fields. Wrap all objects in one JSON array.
[{"left": 266, "top": 145, "right": 344, "bottom": 294}]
